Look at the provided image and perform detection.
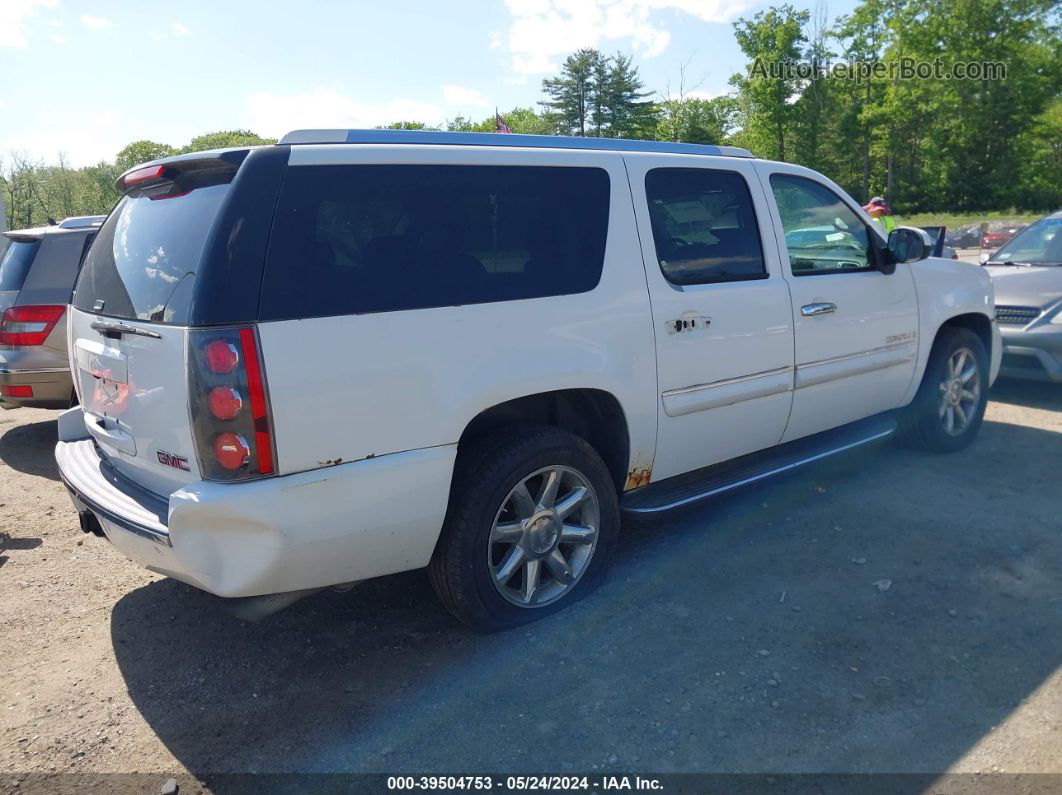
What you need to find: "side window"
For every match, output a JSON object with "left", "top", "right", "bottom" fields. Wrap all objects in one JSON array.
[
  {"left": 260, "top": 164, "right": 611, "bottom": 320},
  {"left": 769, "top": 174, "right": 876, "bottom": 275},
  {"left": 644, "top": 168, "right": 767, "bottom": 285}
]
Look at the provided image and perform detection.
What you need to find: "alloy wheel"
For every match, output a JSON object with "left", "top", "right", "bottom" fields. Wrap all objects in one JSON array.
[
  {"left": 488, "top": 465, "right": 600, "bottom": 608},
  {"left": 938, "top": 347, "right": 981, "bottom": 436}
]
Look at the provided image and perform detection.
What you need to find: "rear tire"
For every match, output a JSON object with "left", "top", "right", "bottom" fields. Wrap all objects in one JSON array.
[
  {"left": 429, "top": 425, "right": 619, "bottom": 632},
  {"left": 899, "top": 326, "right": 988, "bottom": 453}
]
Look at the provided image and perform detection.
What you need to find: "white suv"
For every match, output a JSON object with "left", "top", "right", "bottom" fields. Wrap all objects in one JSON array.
[{"left": 55, "top": 130, "right": 1000, "bottom": 631}]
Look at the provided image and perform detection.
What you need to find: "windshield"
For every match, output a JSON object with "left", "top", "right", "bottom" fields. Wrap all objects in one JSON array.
[
  {"left": 72, "top": 183, "right": 231, "bottom": 323},
  {"left": 989, "top": 218, "right": 1062, "bottom": 265}
]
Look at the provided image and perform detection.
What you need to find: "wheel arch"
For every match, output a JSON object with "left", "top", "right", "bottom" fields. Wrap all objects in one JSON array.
[
  {"left": 457, "top": 388, "right": 632, "bottom": 495},
  {"left": 938, "top": 311, "right": 993, "bottom": 358}
]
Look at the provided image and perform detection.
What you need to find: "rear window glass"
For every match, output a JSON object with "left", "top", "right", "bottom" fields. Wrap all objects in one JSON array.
[
  {"left": 0, "top": 239, "right": 42, "bottom": 292},
  {"left": 72, "top": 184, "right": 231, "bottom": 323},
  {"left": 260, "top": 164, "right": 610, "bottom": 320}
]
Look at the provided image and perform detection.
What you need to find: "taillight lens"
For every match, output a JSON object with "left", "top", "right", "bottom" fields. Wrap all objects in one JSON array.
[
  {"left": 0, "top": 305, "right": 65, "bottom": 346},
  {"left": 203, "top": 340, "right": 239, "bottom": 374},
  {"left": 214, "top": 432, "right": 250, "bottom": 470},
  {"left": 188, "top": 327, "right": 276, "bottom": 481},
  {"left": 208, "top": 386, "right": 243, "bottom": 420}
]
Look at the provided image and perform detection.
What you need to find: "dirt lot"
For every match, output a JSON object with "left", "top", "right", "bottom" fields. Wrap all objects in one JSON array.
[{"left": 1, "top": 380, "right": 1060, "bottom": 789}]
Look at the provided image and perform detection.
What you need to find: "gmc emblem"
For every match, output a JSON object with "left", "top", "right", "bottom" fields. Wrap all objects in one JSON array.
[{"left": 157, "top": 450, "right": 190, "bottom": 471}]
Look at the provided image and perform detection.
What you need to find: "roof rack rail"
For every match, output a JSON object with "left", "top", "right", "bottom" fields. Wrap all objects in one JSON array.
[
  {"left": 57, "top": 215, "right": 106, "bottom": 230},
  {"left": 278, "top": 129, "right": 756, "bottom": 159}
]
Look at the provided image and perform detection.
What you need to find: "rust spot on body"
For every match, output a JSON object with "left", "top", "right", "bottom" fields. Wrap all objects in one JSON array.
[{"left": 625, "top": 460, "right": 652, "bottom": 490}]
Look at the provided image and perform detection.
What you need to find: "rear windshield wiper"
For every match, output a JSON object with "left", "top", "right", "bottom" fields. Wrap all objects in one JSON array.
[{"left": 90, "top": 319, "right": 162, "bottom": 339}]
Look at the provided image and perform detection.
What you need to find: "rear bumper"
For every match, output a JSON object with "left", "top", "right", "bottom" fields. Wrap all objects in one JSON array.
[
  {"left": 54, "top": 408, "right": 456, "bottom": 598},
  {"left": 0, "top": 367, "right": 72, "bottom": 409}
]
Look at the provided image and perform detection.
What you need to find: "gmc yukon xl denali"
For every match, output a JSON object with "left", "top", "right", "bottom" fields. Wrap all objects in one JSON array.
[{"left": 55, "top": 130, "right": 1000, "bottom": 631}]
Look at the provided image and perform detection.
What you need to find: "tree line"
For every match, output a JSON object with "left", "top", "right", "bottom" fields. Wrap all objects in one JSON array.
[
  {"left": 3, "top": 0, "right": 1059, "bottom": 229},
  {"left": 2, "top": 130, "right": 275, "bottom": 230}
]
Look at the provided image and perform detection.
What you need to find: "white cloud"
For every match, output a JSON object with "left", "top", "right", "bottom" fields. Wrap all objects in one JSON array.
[
  {"left": 80, "top": 14, "right": 113, "bottom": 31},
  {"left": 50, "top": 32, "right": 66, "bottom": 44},
  {"left": 171, "top": 21, "right": 190, "bottom": 36},
  {"left": 0, "top": 0, "right": 60, "bottom": 49},
  {"left": 246, "top": 88, "right": 445, "bottom": 138},
  {"left": 441, "top": 85, "right": 490, "bottom": 108},
  {"left": 0, "top": 100, "right": 6, "bottom": 110},
  {"left": 500, "top": 0, "right": 756, "bottom": 74}
]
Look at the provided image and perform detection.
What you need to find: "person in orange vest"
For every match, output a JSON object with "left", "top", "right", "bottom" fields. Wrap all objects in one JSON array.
[{"left": 863, "top": 196, "right": 896, "bottom": 234}]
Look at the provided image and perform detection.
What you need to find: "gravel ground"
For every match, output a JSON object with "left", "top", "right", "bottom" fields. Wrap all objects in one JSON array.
[{"left": 0, "top": 379, "right": 1060, "bottom": 789}]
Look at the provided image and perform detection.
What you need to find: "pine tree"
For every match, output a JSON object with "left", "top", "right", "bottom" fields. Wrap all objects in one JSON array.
[
  {"left": 540, "top": 49, "right": 605, "bottom": 136},
  {"left": 541, "top": 49, "right": 656, "bottom": 138}
]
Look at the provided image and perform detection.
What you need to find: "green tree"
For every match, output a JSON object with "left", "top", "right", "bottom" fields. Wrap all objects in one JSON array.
[
  {"left": 179, "top": 130, "right": 276, "bottom": 153},
  {"left": 730, "top": 4, "right": 810, "bottom": 160},
  {"left": 378, "top": 121, "right": 437, "bottom": 130},
  {"left": 597, "top": 52, "right": 657, "bottom": 137},
  {"left": 447, "top": 107, "right": 553, "bottom": 135},
  {"left": 655, "top": 97, "right": 734, "bottom": 144},
  {"left": 115, "top": 140, "right": 175, "bottom": 171},
  {"left": 1018, "top": 97, "right": 1062, "bottom": 209},
  {"left": 541, "top": 48, "right": 606, "bottom": 135},
  {"left": 541, "top": 49, "right": 657, "bottom": 137}
]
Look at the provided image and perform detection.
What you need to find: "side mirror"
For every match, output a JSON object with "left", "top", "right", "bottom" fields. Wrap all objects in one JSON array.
[
  {"left": 979, "top": 251, "right": 991, "bottom": 265},
  {"left": 885, "top": 226, "right": 932, "bottom": 267}
]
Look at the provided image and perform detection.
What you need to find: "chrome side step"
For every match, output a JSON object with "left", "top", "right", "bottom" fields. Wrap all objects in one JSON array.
[{"left": 621, "top": 413, "right": 898, "bottom": 515}]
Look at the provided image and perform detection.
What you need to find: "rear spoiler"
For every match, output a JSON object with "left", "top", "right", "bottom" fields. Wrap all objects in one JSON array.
[
  {"left": 115, "top": 148, "right": 254, "bottom": 193},
  {"left": 3, "top": 231, "right": 44, "bottom": 243}
]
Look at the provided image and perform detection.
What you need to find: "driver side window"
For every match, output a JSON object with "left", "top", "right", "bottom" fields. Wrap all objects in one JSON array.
[{"left": 770, "top": 174, "right": 875, "bottom": 276}]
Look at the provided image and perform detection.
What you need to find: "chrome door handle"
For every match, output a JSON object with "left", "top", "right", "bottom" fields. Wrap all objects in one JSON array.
[{"left": 801, "top": 302, "right": 837, "bottom": 317}]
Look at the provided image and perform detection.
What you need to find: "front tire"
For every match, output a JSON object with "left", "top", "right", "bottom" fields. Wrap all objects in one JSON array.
[
  {"left": 429, "top": 425, "right": 619, "bottom": 632},
  {"left": 899, "top": 326, "right": 988, "bottom": 453}
]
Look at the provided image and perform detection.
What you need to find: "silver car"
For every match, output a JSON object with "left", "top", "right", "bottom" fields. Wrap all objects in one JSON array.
[
  {"left": 0, "top": 216, "right": 104, "bottom": 409},
  {"left": 983, "top": 210, "right": 1062, "bottom": 382}
]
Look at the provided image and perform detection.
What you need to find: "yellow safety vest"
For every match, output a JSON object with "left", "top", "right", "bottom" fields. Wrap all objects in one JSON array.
[{"left": 873, "top": 215, "right": 897, "bottom": 234}]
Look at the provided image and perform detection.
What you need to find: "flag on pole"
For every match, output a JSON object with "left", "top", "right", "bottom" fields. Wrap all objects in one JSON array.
[{"left": 495, "top": 109, "right": 511, "bottom": 134}]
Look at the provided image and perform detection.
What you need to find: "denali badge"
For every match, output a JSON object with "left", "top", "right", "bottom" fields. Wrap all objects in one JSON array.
[{"left": 157, "top": 450, "right": 190, "bottom": 471}]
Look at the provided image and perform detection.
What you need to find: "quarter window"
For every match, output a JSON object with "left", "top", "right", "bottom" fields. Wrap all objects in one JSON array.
[
  {"left": 644, "top": 168, "right": 767, "bottom": 285},
  {"left": 260, "top": 164, "right": 611, "bottom": 320},
  {"left": 769, "top": 174, "right": 876, "bottom": 275}
]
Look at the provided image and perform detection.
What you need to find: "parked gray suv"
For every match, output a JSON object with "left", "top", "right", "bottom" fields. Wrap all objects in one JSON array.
[
  {"left": 0, "top": 216, "right": 104, "bottom": 409},
  {"left": 983, "top": 210, "right": 1062, "bottom": 382}
]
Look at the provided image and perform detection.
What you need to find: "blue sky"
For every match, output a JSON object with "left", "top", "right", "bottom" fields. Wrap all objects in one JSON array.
[{"left": 2, "top": 0, "right": 859, "bottom": 167}]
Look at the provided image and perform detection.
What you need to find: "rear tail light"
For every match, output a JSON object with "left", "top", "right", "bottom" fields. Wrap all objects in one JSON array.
[
  {"left": 208, "top": 387, "right": 243, "bottom": 420},
  {"left": 214, "top": 432, "right": 251, "bottom": 470},
  {"left": 204, "top": 340, "right": 239, "bottom": 374},
  {"left": 0, "top": 305, "right": 65, "bottom": 346},
  {"left": 188, "top": 327, "right": 276, "bottom": 481},
  {"left": 1, "top": 385, "right": 33, "bottom": 398}
]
